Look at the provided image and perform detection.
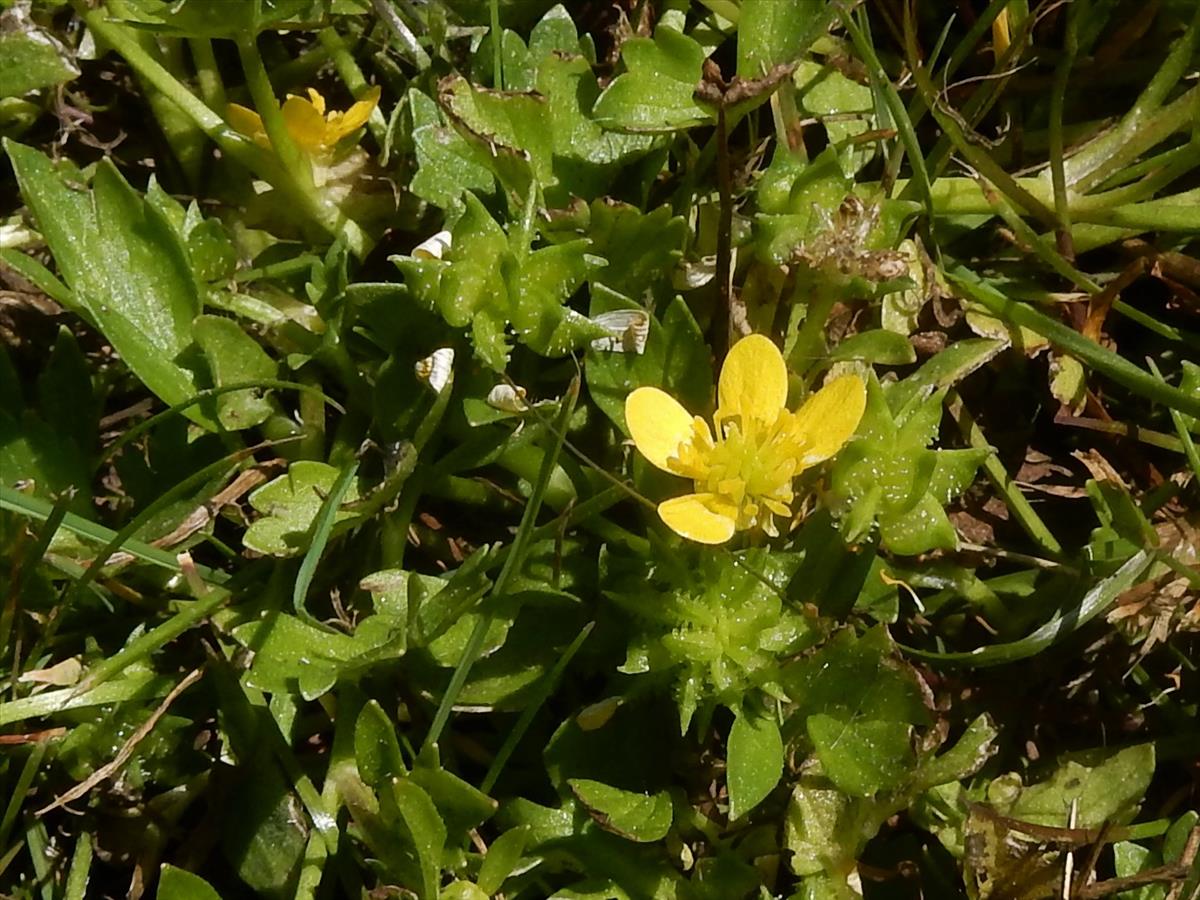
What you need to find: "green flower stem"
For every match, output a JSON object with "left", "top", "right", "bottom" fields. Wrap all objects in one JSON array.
[
  {"left": 840, "top": 7, "right": 932, "bottom": 220},
  {"left": 1068, "top": 84, "right": 1200, "bottom": 196},
  {"left": 133, "top": 33, "right": 207, "bottom": 184},
  {"left": 906, "top": 57, "right": 1057, "bottom": 229},
  {"left": 948, "top": 267, "right": 1200, "bottom": 421},
  {"left": 422, "top": 380, "right": 580, "bottom": 753},
  {"left": 897, "top": 0, "right": 1011, "bottom": 185},
  {"left": 74, "top": 2, "right": 261, "bottom": 169},
  {"left": 1147, "top": 359, "right": 1200, "bottom": 488},
  {"left": 79, "top": 4, "right": 370, "bottom": 255},
  {"left": 318, "top": 27, "right": 387, "bottom": 143},
  {"left": 945, "top": 391, "right": 1063, "bottom": 558},
  {"left": 1048, "top": 3, "right": 1079, "bottom": 255},
  {"left": 1092, "top": 143, "right": 1196, "bottom": 193},
  {"left": 976, "top": 175, "right": 1098, "bottom": 292},
  {"left": 222, "top": 43, "right": 331, "bottom": 104},
  {"left": 370, "top": 0, "right": 431, "bottom": 69},
  {"left": 188, "top": 37, "right": 227, "bottom": 111},
  {"left": 1060, "top": 5, "right": 1200, "bottom": 191},
  {"left": 235, "top": 35, "right": 372, "bottom": 258},
  {"left": 970, "top": 179, "right": 1196, "bottom": 352},
  {"left": 787, "top": 278, "right": 838, "bottom": 376},
  {"left": 72, "top": 588, "right": 230, "bottom": 698},
  {"left": 906, "top": 176, "right": 1200, "bottom": 234},
  {"left": 490, "top": 0, "right": 503, "bottom": 88},
  {"left": 64, "top": 832, "right": 93, "bottom": 900},
  {"left": 234, "top": 34, "right": 315, "bottom": 191}
]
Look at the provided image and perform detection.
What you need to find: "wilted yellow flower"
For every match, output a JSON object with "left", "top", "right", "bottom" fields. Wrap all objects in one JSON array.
[
  {"left": 625, "top": 334, "right": 866, "bottom": 544},
  {"left": 227, "top": 85, "right": 380, "bottom": 156}
]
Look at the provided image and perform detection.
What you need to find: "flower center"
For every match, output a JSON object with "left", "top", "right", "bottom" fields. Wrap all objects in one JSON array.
[{"left": 669, "top": 412, "right": 809, "bottom": 529}]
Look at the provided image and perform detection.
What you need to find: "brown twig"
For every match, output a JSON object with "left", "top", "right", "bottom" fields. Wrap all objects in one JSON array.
[
  {"left": 36, "top": 668, "right": 203, "bottom": 815},
  {"left": 0, "top": 728, "right": 67, "bottom": 745}
]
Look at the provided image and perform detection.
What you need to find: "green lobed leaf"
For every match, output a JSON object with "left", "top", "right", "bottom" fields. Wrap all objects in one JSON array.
[
  {"left": 783, "top": 779, "right": 853, "bottom": 878},
  {"left": 389, "top": 778, "right": 447, "bottom": 900},
  {"left": 914, "top": 715, "right": 1000, "bottom": 790},
  {"left": 806, "top": 714, "right": 913, "bottom": 797},
  {"left": 568, "top": 779, "right": 672, "bottom": 842},
  {"left": 156, "top": 864, "right": 223, "bottom": 900},
  {"left": 6, "top": 142, "right": 211, "bottom": 425},
  {"left": 592, "top": 26, "right": 712, "bottom": 133},
  {"left": 394, "top": 193, "right": 607, "bottom": 370},
  {"left": 232, "top": 611, "right": 358, "bottom": 697},
  {"left": 737, "top": 0, "right": 830, "bottom": 78},
  {"left": 438, "top": 74, "right": 553, "bottom": 199},
  {"left": 192, "top": 315, "right": 278, "bottom": 430},
  {"left": 782, "top": 627, "right": 929, "bottom": 795},
  {"left": 476, "top": 825, "right": 531, "bottom": 895},
  {"left": 584, "top": 201, "right": 688, "bottom": 303},
  {"left": 585, "top": 290, "right": 711, "bottom": 433},
  {"left": 109, "top": 0, "right": 336, "bottom": 37},
  {"left": 243, "top": 461, "right": 361, "bottom": 558},
  {"left": 410, "top": 89, "right": 496, "bottom": 209},
  {"left": 354, "top": 699, "right": 408, "bottom": 787},
  {"left": 1005, "top": 744, "right": 1155, "bottom": 828},
  {"left": 409, "top": 748, "right": 498, "bottom": 841},
  {"left": 830, "top": 374, "right": 986, "bottom": 555},
  {"left": 534, "top": 52, "right": 659, "bottom": 202},
  {"left": 727, "top": 710, "right": 784, "bottom": 820},
  {"left": 794, "top": 59, "right": 877, "bottom": 175},
  {"left": 0, "top": 8, "right": 79, "bottom": 98}
]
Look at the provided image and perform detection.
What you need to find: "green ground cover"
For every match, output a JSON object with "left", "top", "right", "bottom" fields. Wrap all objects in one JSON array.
[{"left": 1, "top": 1, "right": 1199, "bottom": 897}]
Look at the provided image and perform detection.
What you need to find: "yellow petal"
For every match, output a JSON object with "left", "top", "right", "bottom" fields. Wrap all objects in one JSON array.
[
  {"left": 282, "top": 94, "right": 329, "bottom": 152},
  {"left": 717, "top": 333, "right": 788, "bottom": 426},
  {"left": 326, "top": 85, "right": 381, "bottom": 143},
  {"left": 792, "top": 374, "right": 867, "bottom": 465},
  {"left": 226, "top": 103, "right": 268, "bottom": 146},
  {"left": 625, "top": 387, "right": 699, "bottom": 473},
  {"left": 658, "top": 493, "right": 738, "bottom": 544}
]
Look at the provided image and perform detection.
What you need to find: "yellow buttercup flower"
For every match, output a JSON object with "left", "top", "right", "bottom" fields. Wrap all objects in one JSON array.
[
  {"left": 227, "top": 85, "right": 381, "bottom": 156},
  {"left": 625, "top": 334, "right": 866, "bottom": 544}
]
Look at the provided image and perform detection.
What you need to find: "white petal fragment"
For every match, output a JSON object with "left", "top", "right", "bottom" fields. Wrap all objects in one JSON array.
[
  {"left": 413, "top": 230, "right": 452, "bottom": 260},
  {"left": 414, "top": 347, "right": 455, "bottom": 394},
  {"left": 590, "top": 309, "right": 650, "bottom": 355},
  {"left": 487, "top": 383, "right": 528, "bottom": 412}
]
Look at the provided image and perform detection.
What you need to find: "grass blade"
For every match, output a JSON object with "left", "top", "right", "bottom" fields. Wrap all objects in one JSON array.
[{"left": 422, "top": 378, "right": 580, "bottom": 753}]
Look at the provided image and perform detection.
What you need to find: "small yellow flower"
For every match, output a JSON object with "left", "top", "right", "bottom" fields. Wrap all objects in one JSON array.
[
  {"left": 227, "top": 86, "right": 381, "bottom": 156},
  {"left": 625, "top": 334, "right": 866, "bottom": 544}
]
